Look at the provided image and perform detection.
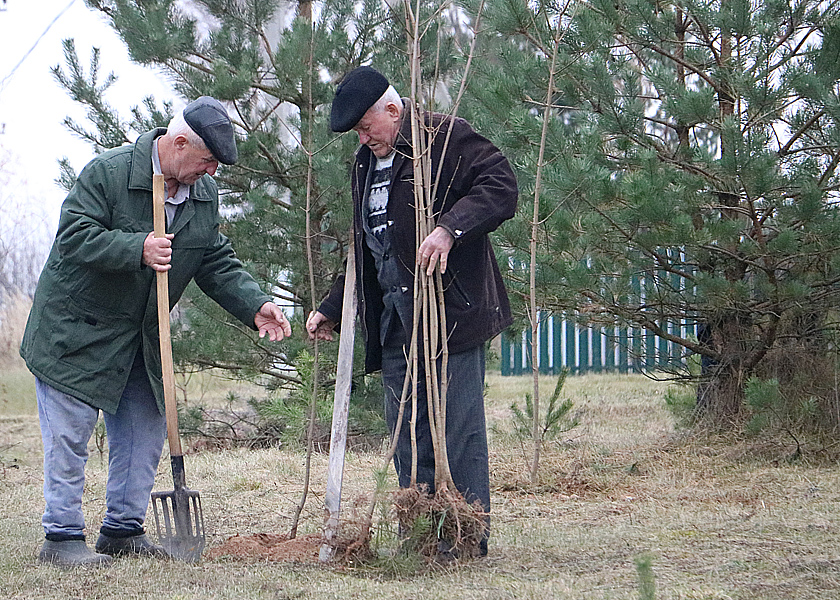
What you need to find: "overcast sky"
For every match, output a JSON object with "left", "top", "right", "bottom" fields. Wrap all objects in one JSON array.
[{"left": 0, "top": 0, "right": 178, "bottom": 231}]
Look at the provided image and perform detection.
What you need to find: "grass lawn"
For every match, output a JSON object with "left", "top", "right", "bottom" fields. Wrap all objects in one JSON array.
[
  {"left": 1, "top": 365, "right": 839, "bottom": 599},
  {"left": 0, "top": 358, "right": 36, "bottom": 416}
]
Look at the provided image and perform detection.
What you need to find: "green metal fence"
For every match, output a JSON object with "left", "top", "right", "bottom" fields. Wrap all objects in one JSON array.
[{"left": 500, "top": 312, "right": 697, "bottom": 376}]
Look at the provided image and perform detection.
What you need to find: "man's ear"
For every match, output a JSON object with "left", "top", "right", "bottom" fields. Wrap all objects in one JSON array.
[
  {"left": 173, "top": 135, "right": 190, "bottom": 150},
  {"left": 386, "top": 101, "right": 401, "bottom": 120}
]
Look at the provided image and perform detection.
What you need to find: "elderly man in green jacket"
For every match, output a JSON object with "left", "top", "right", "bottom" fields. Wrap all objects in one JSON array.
[{"left": 20, "top": 96, "right": 291, "bottom": 567}]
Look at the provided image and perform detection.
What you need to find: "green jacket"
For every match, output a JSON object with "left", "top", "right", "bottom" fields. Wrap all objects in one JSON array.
[{"left": 20, "top": 128, "right": 272, "bottom": 415}]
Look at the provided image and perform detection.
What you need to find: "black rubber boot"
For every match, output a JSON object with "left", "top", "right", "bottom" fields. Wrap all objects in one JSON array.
[
  {"left": 95, "top": 532, "right": 170, "bottom": 558},
  {"left": 38, "top": 540, "right": 114, "bottom": 568}
]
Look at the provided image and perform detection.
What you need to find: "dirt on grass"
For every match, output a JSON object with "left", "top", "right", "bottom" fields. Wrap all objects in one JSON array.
[{"left": 206, "top": 532, "right": 323, "bottom": 563}]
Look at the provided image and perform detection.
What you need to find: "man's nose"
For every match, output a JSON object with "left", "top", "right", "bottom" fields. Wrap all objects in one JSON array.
[
  {"left": 358, "top": 131, "right": 369, "bottom": 145},
  {"left": 206, "top": 162, "right": 218, "bottom": 176}
]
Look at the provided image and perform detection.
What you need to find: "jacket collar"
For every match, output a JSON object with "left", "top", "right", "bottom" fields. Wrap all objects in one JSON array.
[
  {"left": 395, "top": 99, "right": 414, "bottom": 153},
  {"left": 128, "top": 128, "right": 213, "bottom": 202}
]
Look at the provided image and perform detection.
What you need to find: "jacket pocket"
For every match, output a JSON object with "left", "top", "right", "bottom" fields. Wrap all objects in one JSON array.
[
  {"left": 443, "top": 272, "right": 473, "bottom": 309},
  {"left": 51, "top": 296, "right": 131, "bottom": 363}
]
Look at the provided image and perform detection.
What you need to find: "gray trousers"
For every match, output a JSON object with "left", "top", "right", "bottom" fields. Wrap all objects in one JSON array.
[
  {"left": 36, "top": 357, "right": 166, "bottom": 540},
  {"left": 381, "top": 343, "right": 490, "bottom": 515}
]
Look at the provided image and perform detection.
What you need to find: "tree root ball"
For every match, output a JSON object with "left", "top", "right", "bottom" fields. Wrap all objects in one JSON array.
[{"left": 392, "top": 485, "right": 487, "bottom": 560}]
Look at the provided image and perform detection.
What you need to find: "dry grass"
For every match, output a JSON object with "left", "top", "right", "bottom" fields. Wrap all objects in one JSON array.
[
  {"left": 1, "top": 370, "right": 840, "bottom": 599},
  {"left": 0, "top": 366, "right": 35, "bottom": 417},
  {"left": 0, "top": 292, "right": 29, "bottom": 369},
  {"left": 0, "top": 293, "right": 34, "bottom": 416}
]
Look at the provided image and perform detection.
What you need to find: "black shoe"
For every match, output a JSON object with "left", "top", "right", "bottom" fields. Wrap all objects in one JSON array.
[
  {"left": 38, "top": 540, "right": 113, "bottom": 568},
  {"left": 95, "top": 532, "right": 170, "bottom": 558}
]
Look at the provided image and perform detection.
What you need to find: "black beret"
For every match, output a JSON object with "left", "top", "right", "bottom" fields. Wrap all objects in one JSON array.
[
  {"left": 183, "top": 96, "right": 238, "bottom": 165},
  {"left": 330, "top": 66, "right": 389, "bottom": 133}
]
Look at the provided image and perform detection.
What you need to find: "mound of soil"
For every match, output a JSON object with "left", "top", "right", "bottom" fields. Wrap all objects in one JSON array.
[{"left": 206, "top": 532, "right": 322, "bottom": 563}]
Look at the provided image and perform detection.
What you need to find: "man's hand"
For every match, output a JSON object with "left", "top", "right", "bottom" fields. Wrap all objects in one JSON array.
[
  {"left": 306, "top": 310, "right": 336, "bottom": 342},
  {"left": 255, "top": 302, "right": 292, "bottom": 342},
  {"left": 143, "top": 232, "right": 175, "bottom": 272},
  {"left": 418, "top": 226, "right": 455, "bottom": 275}
]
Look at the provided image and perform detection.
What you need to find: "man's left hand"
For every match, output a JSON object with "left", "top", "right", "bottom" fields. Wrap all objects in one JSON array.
[
  {"left": 418, "top": 226, "right": 455, "bottom": 276},
  {"left": 255, "top": 302, "right": 292, "bottom": 341}
]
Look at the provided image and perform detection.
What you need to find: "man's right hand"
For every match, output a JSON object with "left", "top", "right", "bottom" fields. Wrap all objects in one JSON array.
[
  {"left": 143, "top": 231, "right": 175, "bottom": 272},
  {"left": 306, "top": 310, "right": 336, "bottom": 341}
]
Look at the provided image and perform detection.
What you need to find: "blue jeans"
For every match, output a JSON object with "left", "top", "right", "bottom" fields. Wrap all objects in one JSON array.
[
  {"left": 381, "top": 343, "right": 490, "bottom": 515},
  {"left": 37, "top": 359, "right": 167, "bottom": 540}
]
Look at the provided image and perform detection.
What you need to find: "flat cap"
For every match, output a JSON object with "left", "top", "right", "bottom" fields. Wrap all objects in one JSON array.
[
  {"left": 183, "top": 96, "right": 238, "bottom": 165},
  {"left": 330, "top": 66, "right": 389, "bottom": 132}
]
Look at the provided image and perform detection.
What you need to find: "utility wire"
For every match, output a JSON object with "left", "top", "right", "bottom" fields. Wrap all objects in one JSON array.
[{"left": 0, "top": 0, "right": 77, "bottom": 97}]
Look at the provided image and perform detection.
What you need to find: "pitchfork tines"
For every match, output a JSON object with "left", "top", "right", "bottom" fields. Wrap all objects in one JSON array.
[{"left": 151, "top": 455, "right": 205, "bottom": 563}]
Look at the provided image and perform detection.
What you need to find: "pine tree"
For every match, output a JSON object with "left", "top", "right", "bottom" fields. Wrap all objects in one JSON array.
[
  {"left": 52, "top": 0, "right": 409, "bottom": 386},
  {"left": 57, "top": 0, "right": 472, "bottom": 384},
  {"left": 464, "top": 0, "right": 840, "bottom": 426}
]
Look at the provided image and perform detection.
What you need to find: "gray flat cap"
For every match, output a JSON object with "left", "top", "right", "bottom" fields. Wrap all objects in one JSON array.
[
  {"left": 183, "top": 96, "right": 238, "bottom": 165},
  {"left": 330, "top": 66, "right": 389, "bottom": 132}
]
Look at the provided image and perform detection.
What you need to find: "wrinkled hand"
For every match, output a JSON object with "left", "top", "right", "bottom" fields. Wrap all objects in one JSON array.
[
  {"left": 418, "top": 226, "right": 455, "bottom": 276},
  {"left": 306, "top": 310, "right": 336, "bottom": 342},
  {"left": 143, "top": 232, "right": 175, "bottom": 272},
  {"left": 255, "top": 302, "right": 292, "bottom": 342}
]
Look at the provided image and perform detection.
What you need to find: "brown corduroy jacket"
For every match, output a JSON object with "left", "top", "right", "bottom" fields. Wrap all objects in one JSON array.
[{"left": 318, "top": 110, "right": 518, "bottom": 373}]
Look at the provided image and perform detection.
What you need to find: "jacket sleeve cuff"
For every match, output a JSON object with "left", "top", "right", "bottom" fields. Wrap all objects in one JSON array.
[
  {"left": 317, "top": 298, "right": 342, "bottom": 325},
  {"left": 436, "top": 220, "right": 463, "bottom": 245}
]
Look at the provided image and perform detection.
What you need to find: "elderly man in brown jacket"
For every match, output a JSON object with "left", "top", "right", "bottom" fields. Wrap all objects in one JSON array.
[{"left": 307, "top": 66, "right": 518, "bottom": 558}]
